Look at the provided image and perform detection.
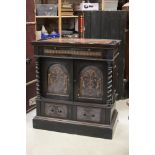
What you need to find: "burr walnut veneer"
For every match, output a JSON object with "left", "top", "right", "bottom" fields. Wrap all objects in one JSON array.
[{"left": 32, "top": 38, "right": 120, "bottom": 139}]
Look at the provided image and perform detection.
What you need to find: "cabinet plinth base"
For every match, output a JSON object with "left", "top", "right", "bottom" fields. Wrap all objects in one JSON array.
[{"left": 33, "top": 110, "right": 118, "bottom": 139}]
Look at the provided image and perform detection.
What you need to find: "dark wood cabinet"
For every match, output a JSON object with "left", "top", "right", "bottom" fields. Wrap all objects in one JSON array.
[{"left": 32, "top": 38, "right": 120, "bottom": 139}]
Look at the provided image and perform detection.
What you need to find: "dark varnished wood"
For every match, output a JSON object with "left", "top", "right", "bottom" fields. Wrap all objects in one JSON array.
[
  {"left": 32, "top": 38, "right": 120, "bottom": 46},
  {"left": 33, "top": 110, "right": 118, "bottom": 139},
  {"left": 26, "top": 0, "right": 36, "bottom": 112},
  {"left": 32, "top": 38, "right": 120, "bottom": 139}
]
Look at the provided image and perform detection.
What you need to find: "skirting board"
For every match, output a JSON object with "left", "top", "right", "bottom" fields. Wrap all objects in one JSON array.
[{"left": 33, "top": 110, "right": 118, "bottom": 139}]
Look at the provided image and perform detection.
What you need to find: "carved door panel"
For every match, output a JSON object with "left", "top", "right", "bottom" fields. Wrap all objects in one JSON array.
[
  {"left": 74, "top": 60, "right": 107, "bottom": 103},
  {"left": 44, "top": 103, "right": 68, "bottom": 119},
  {"left": 40, "top": 58, "right": 73, "bottom": 101}
]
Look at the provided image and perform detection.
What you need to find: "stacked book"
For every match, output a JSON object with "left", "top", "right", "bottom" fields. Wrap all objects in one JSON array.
[{"left": 61, "top": 3, "right": 74, "bottom": 16}]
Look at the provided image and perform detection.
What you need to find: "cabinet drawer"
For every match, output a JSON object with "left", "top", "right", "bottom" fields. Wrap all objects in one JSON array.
[
  {"left": 44, "top": 103, "right": 68, "bottom": 118},
  {"left": 77, "top": 106, "right": 101, "bottom": 123}
]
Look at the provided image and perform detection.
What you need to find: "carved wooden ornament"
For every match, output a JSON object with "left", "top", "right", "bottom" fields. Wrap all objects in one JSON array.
[
  {"left": 79, "top": 66, "right": 103, "bottom": 98},
  {"left": 47, "top": 64, "right": 69, "bottom": 96}
]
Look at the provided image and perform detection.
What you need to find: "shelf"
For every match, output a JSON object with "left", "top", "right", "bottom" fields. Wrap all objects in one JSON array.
[
  {"left": 61, "top": 16, "right": 79, "bottom": 18},
  {"left": 35, "top": 0, "right": 80, "bottom": 39},
  {"left": 36, "top": 16, "right": 79, "bottom": 19},
  {"left": 36, "top": 16, "right": 59, "bottom": 18}
]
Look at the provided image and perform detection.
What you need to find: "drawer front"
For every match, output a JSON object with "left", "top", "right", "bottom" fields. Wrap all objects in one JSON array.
[
  {"left": 43, "top": 48, "right": 103, "bottom": 59},
  {"left": 44, "top": 103, "right": 68, "bottom": 118},
  {"left": 77, "top": 106, "right": 101, "bottom": 123}
]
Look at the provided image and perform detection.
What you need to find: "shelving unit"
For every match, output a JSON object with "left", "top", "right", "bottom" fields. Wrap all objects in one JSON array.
[
  {"left": 61, "top": 16, "right": 78, "bottom": 18},
  {"left": 36, "top": 16, "right": 78, "bottom": 18},
  {"left": 36, "top": 16, "right": 59, "bottom": 18},
  {"left": 35, "top": 0, "right": 81, "bottom": 39},
  {"left": 35, "top": 0, "right": 117, "bottom": 39}
]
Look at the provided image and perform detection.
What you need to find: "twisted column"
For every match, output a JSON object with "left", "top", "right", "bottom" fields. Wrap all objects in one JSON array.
[
  {"left": 106, "top": 62, "right": 113, "bottom": 104},
  {"left": 35, "top": 57, "right": 40, "bottom": 99}
]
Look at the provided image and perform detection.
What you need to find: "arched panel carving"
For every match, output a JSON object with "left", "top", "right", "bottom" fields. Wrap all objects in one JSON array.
[
  {"left": 47, "top": 64, "right": 69, "bottom": 96},
  {"left": 79, "top": 66, "right": 103, "bottom": 98}
]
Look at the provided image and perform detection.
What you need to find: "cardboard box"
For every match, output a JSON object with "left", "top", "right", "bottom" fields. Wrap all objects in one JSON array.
[
  {"left": 36, "top": 4, "right": 57, "bottom": 16},
  {"left": 102, "top": 1, "right": 118, "bottom": 11}
]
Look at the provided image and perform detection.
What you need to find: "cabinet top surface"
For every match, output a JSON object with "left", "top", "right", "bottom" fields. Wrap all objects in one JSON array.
[{"left": 32, "top": 38, "right": 120, "bottom": 47}]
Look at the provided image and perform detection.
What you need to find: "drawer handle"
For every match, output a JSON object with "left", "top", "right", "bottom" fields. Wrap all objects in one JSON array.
[
  {"left": 51, "top": 109, "right": 54, "bottom": 112},
  {"left": 58, "top": 110, "right": 62, "bottom": 113},
  {"left": 92, "top": 114, "right": 95, "bottom": 117},
  {"left": 83, "top": 113, "right": 95, "bottom": 117},
  {"left": 51, "top": 109, "right": 62, "bottom": 113}
]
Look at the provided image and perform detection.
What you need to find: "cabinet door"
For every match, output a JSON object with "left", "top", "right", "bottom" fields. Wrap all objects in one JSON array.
[
  {"left": 74, "top": 60, "right": 107, "bottom": 104},
  {"left": 40, "top": 58, "right": 73, "bottom": 101}
]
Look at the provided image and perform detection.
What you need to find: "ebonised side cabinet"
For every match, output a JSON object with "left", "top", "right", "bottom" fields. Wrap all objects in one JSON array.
[{"left": 32, "top": 38, "right": 120, "bottom": 139}]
